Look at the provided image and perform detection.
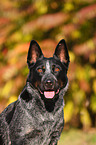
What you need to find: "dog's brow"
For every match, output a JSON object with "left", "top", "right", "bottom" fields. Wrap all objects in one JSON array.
[{"left": 45, "top": 60, "right": 51, "bottom": 73}]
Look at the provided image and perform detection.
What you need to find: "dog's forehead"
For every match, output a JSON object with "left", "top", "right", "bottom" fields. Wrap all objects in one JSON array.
[
  {"left": 44, "top": 57, "right": 61, "bottom": 66},
  {"left": 43, "top": 57, "right": 55, "bottom": 67},
  {"left": 36, "top": 57, "right": 61, "bottom": 69}
]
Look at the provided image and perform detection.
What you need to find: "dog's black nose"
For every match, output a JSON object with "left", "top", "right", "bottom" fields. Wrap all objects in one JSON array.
[{"left": 45, "top": 79, "right": 53, "bottom": 89}]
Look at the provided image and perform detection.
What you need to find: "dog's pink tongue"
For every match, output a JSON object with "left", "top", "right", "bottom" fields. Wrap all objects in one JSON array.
[{"left": 44, "top": 91, "right": 55, "bottom": 99}]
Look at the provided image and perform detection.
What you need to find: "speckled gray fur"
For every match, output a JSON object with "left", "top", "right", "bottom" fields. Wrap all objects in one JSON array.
[{"left": 0, "top": 82, "right": 68, "bottom": 145}]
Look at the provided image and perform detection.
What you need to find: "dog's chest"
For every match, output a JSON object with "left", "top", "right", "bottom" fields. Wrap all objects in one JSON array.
[
  {"left": 24, "top": 108, "right": 63, "bottom": 144},
  {"left": 9, "top": 100, "right": 64, "bottom": 144},
  {"left": 22, "top": 105, "right": 63, "bottom": 134}
]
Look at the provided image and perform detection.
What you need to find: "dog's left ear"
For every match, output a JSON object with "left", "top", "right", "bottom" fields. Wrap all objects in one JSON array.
[
  {"left": 54, "top": 39, "right": 70, "bottom": 68},
  {"left": 27, "top": 40, "right": 43, "bottom": 67}
]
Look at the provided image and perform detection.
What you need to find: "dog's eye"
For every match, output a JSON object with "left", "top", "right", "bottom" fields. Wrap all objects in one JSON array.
[
  {"left": 54, "top": 67, "right": 60, "bottom": 72},
  {"left": 42, "top": 66, "right": 45, "bottom": 71},
  {"left": 37, "top": 68, "right": 43, "bottom": 73},
  {"left": 52, "top": 65, "right": 60, "bottom": 73}
]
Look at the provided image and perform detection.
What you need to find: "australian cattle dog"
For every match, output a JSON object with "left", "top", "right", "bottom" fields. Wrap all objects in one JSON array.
[{"left": 0, "top": 39, "right": 70, "bottom": 145}]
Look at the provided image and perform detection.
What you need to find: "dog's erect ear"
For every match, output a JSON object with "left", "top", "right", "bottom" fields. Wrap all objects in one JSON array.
[
  {"left": 27, "top": 40, "right": 43, "bottom": 67},
  {"left": 54, "top": 39, "right": 70, "bottom": 68}
]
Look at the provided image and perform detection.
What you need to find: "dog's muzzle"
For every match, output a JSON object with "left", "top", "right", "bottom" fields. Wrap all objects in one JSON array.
[{"left": 40, "top": 73, "right": 59, "bottom": 99}]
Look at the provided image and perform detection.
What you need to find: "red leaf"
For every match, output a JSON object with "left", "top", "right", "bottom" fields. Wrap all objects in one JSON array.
[
  {"left": 73, "top": 37, "right": 96, "bottom": 56},
  {"left": 23, "top": 12, "right": 69, "bottom": 33},
  {"left": 74, "top": 4, "right": 96, "bottom": 24}
]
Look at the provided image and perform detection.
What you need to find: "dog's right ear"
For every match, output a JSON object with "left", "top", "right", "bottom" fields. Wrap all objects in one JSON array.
[{"left": 27, "top": 40, "right": 43, "bottom": 67}]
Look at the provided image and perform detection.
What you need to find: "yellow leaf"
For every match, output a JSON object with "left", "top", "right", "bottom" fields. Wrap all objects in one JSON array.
[
  {"left": 1, "top": 81, "right": 14, "bottom": 98},
  {"left": 90, "top": 69, "right": 96, "bottom": 78},
  {"left": 71, "top": 30, "right": 81, "bottom": 39},
  {"left": 7, "top": 96, "right": 17, "bottom": 106},
  {"left": 72, "top": 90, "right": 85, "bottom": 105},
  {"left": 69, "top": 51, "right": 75, "bottom": 62},
  {"left": 71, "top": 82, "right": 79, "bottom": 91},
  {"left": 8, "top": 57, "right": 18, "bottom": 65},
  {"left": 87, "top": 40, "right": 95, "bottom": 50},
  {"left": 76, "top": 67, "right": 86, "bottom": 80},
  {"left": 64, "top": 2, "right": 74, "bottom": 12},
  {"left": 64, "top": 101, "right": 74, "bottom": 123},
  {"left": 35, "top": 0, "right": 48, "bottom": 14},
  {"left": 10, "top": 31, "right": 22, "bottom": 42},
  {"left": 90, "top": 95, "right": 96, "bottom": 113},
  {"left": 92, "top": 79, "right": 96, "bottom": 94},
  {"left": 80, "top": 108, "right": 91, "bottom": 128}
]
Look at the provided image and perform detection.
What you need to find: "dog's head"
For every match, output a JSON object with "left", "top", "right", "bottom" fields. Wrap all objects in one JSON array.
[{"left": 27, "top": 39, "right": 70, "bottom": 101}]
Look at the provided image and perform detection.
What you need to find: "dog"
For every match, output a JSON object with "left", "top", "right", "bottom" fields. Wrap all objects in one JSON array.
[{"left": 0, "top": 39, "right": 70, "bottom": 145}]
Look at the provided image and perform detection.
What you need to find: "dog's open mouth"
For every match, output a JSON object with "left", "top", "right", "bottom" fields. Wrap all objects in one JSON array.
[
  {"left": 44, "top": 91, "right": 55, "bottom": 99},
  {"left": 40, "top": 89, "right": 59, "bottom": 99}
]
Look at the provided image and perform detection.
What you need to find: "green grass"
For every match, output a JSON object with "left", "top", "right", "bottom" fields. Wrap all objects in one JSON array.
[{"left": 58, "top": 129, "right": 96, "bottom": 145}]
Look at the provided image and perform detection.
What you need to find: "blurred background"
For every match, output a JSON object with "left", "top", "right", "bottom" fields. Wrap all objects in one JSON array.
[{"left": 0, "top": 0, "right": 96, "bottom": 144}]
